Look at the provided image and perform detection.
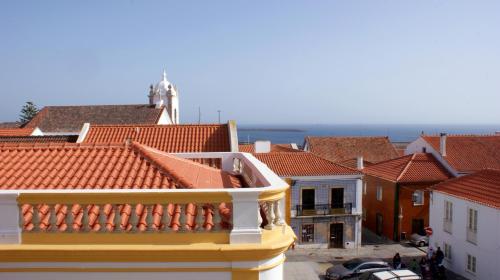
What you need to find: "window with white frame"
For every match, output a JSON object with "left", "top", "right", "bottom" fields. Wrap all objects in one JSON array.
[
  {"left": 301, "top": 224, "right": 314, "bottom": 243},
  {"left": 466, "top": 254, "right": 476, "bottom": 273},
  {"left": 444, "top": 201, "right": 453, "bottom": 222},
  {"left": 413, "top": 190, "right": 424, "bottom": 206},
  {"left": 444, "top": 243, "right": 452, "bottom": 260},
  {"left": 467, "top": 208, "right": 478, "bottom": 233},
  {"left": 376, "top": 185, "right": 383, "bottom": 201}
]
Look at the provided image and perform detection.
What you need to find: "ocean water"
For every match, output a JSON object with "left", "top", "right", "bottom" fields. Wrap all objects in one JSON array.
[{"left": 237, "top": 124, "right": 500, "bottom": 145}]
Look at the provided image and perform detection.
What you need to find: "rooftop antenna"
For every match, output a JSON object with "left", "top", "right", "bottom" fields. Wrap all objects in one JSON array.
[
  {"left": 198, "top": 106, "right": 201, "bottom": 124},
  {"left": 217, "top": 110, "right": 221, "bottom": 124}
]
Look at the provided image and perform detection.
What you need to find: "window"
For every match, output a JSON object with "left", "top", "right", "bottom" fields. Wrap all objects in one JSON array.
[
  {"left": 443, "top": 200, "right": 453, "bottom": 233},
  {"left": 376, "top": 186, "right": 383, "bottom": 201},
  {"left": 301, "top": 188, "right": 315, "bottom": 210},
  {"left": 444, "top": 201, "right": 453, "bottom": 221},
  {"left": 444, "top": 243, "right": 452, "bottom": 260},
  {"left": 363, "top": 182, "right": 367, "bottom": 195},
  {"left": 301, "top": 224, "right": 314, "bottom": 243},
  {"left": 467, "top": 208, "right": 478, "bottom": 233},
  {"left": 467, "top": 208, "right": 478, "bottom": 244},
  {"left": 413, "top": 190, "right": 424, "bottom": 206},
  {"left": 466, "top": 254, "right": 476, "bottom": 273}
]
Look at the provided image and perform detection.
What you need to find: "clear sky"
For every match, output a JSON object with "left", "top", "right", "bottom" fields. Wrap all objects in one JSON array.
[{"left": 0, "top": 1, "right": 499, "bottom": 125}]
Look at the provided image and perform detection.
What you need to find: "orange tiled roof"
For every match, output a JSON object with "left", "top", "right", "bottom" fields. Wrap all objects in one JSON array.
[
  {"left": 25, "top": 105, "right": 164, "bottom": 133},
  {"left": 0, "top": 135, "right": 78, "bottom": 144},
  {"left": 432, "top": 169, "right": 500, "bottom": 209},
  {"left": 422, "top": 135, "right": 500, "bottom": 173},
  {"left": 0, "top": 142, "right": 241, "bottom": 190},
  {"left": 337, "top": 158, "right": 373, "bottom": 169},
  {"left": 253, "top": 152, "right": 360, "bottom": 177},
  {"left": 238, "top": 143, "right": 301, "bottom": 153},
  {"left": 363, "top": 153, "right": 453, "bottom": 184},
  {"left": 0, "top": 127, "right": 34, "bottom": 136},
  {"left": 305, "top": 136, "right": 399, "bottom": 163},
  {"left": 83, "top": 124, "right": 231, "bottom": 153}
]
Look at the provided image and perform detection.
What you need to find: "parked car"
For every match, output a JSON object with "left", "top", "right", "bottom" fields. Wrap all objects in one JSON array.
[
  {"left": 369, "top": 269, "right": 421, "bottom": 280},
  {"left": 409, "top": 233, "right": 428, "bottom": 247},
  {"left": 325, "top": 258, "right": 391, "bottom": 280}
]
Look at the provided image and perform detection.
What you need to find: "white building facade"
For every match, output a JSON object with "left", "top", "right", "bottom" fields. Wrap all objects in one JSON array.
[{"left": 429, "top": 191, "right": 500, "bottom": 280}]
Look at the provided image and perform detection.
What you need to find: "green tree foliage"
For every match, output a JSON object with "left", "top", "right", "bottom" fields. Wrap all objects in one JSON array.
[{"left": 19, "top": 101, "right": 39, "bottom": 124}]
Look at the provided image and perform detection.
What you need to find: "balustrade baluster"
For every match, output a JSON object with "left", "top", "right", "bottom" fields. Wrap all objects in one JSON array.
[
  {"left": 66, "top": 204, "right": 74, "bottom": 232},
  {"left": 264, "top": 201, "right": 275, "bottom": 230},
  {"left": 273, "top": 200, "right": 284, "bottom": 226},
  {"left": 178, "top": 204, "right": 186, "bottom": 232},
  {"left": 31, "top": 205, "right": 40, "bottom": 232},
  {"left": 99, "top": 205, "right": 107, "bottom": 232},
  {"left": 129, "top": 204, "right": 138, "bottom": 232},
  {"left": 212, "top": 204, "right": 221, "bottom": 231},
  {"left": 257, "top": 205, "right": 263, "bottom": 228},
  {"left": 162, "top": 205, "right": 171, "bottom": 232},
  {"left": 146, "top": 204, "right": 154, "bottom": 232},
  {"left": 113, "top": 205, "right": 121, "bottom": 232},
  {"left": 196, "top": 205, "right": 205, "bottom": 231},
  {"left": 82, "top": 206, "right": 90, "bottom": 232},
  {"left": 49, "top": 205, "right": 58, "bottom": 232}
]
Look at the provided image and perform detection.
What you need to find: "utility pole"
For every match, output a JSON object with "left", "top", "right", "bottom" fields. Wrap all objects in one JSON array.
[{"left": 217, "top": 110, "right": 221, "bottom": 124}]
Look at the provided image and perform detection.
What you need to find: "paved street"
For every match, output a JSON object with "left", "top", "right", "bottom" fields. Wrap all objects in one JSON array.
[{"left": 284, "top": 244, "right": 468, "bottom": 280}]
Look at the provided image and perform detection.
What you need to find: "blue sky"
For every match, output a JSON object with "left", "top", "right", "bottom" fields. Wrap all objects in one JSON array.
[{"left": 0, "top": 1, "right": 499, "bottom": 125}]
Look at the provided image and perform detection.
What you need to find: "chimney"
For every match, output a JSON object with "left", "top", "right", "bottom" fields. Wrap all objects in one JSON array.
[
  {"left": 254, "top": 140, "right": 271, "bottom": 153},
  {"left": 356, "top": 156, "right": 364, "bottom": 170},
  {"left": 439, "top": 133, "right": 447, "bottom": 156}
]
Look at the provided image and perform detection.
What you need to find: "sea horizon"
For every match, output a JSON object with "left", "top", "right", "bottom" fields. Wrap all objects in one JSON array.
[{"left": 237, "top": 123, "right": 500, "bottom": 144}]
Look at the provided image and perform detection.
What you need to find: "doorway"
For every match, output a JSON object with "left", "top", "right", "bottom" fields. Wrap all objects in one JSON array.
[
  {"left": 330, "top": 188, "right": 344, "bottom": 214},
  {"left": 329, "top": 223, "right": 344, "bottom": 248},
  {"left": 412, "top": 219, "right": 425, "bottom": 235},
  {"left": 376, "top": 213, "right": 383, "bottom": 236}
]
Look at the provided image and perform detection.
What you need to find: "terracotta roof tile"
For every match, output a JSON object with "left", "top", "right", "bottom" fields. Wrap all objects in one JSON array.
[
  {"left": 422, "top": 135, "right": 500, "bottom": 173},
  {"left": 0, "top": 128, "right": 35, "bottom": 136},
  {"left": 432, "top": 169, "right": 500, "bottom": 209},
  {"left": 0, "top": 142, "right": 241, "bottom": 190},
  {"left": 0, "top": 122, "right": 21, "bottom": 128},
  {"left": 306, "top": 136, "right": 399, "bottom": 163},
  {"left": 24, "top": 105, "right": 163, "bottom": 133},
  {"left": 84, "top": 124, "right": 231, "bottom": 153},
  {"left": 253, "top": 152, "right": 360, "bottom": 177},
  {"left": 363, "top": 153, "right": 453, "bottom": 183},
  {"left": 0, "top": 135, "right": 78, "bottom": 144},
  {"left": 337, "top": 158, "right": 373, "bottom": 169},
  {"left": 239, "top": 144, "right": 301, "bottom": 153}
]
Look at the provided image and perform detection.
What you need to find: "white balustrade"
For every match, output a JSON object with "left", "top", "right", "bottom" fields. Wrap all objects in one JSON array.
[
  {"left": 196, "top": 205, "right": 205, "bottom": 231},
  {"left": 162, "top": 204, "right": 171, "bottom": 232},
  {"left": 98, "top": 205, "right": 107, "bottom": 232}
]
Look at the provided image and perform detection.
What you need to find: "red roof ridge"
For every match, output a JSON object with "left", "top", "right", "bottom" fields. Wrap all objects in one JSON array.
[
  {"left": 130, "top": 142, "right": 239, "bottom": 189},
  {"left": 0, "top": 142, "right": 122, "bottom": 150},
  {"left": 395, "top": 153, "right": 416, "bottom": 181}
]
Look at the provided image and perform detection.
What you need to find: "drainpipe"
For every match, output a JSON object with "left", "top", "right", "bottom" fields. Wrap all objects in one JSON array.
[{"left": 393, "top": 183, "right": 401, "bottom": 241}]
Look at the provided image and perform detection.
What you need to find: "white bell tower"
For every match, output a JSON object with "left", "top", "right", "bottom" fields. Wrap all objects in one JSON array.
[{"left": 148, "top": 69, "right": 180, "bottom": 124}]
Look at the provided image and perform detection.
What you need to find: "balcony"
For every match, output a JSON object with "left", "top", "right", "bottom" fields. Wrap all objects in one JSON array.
[
  {"left": 294, "top": 203, "right": 353, "bottom": 217},
  {"left": 0, "top": 152, "right": 296, "bottom": 254},
  {"left": 443, "top": 218, "right": 452, "bottom": 234}
]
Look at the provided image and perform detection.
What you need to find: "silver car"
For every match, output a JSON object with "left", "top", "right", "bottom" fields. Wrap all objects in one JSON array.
[
  {"left": 409, "top": 233, "right": 429, "bottom": 247},
  {"left": 325, "top": 258, "right": 391, "bottom": 280}
]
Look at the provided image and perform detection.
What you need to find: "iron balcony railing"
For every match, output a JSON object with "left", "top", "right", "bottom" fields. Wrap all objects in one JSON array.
[{"left": 295, "top": 203, "right": 352, "bottom": 216}]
